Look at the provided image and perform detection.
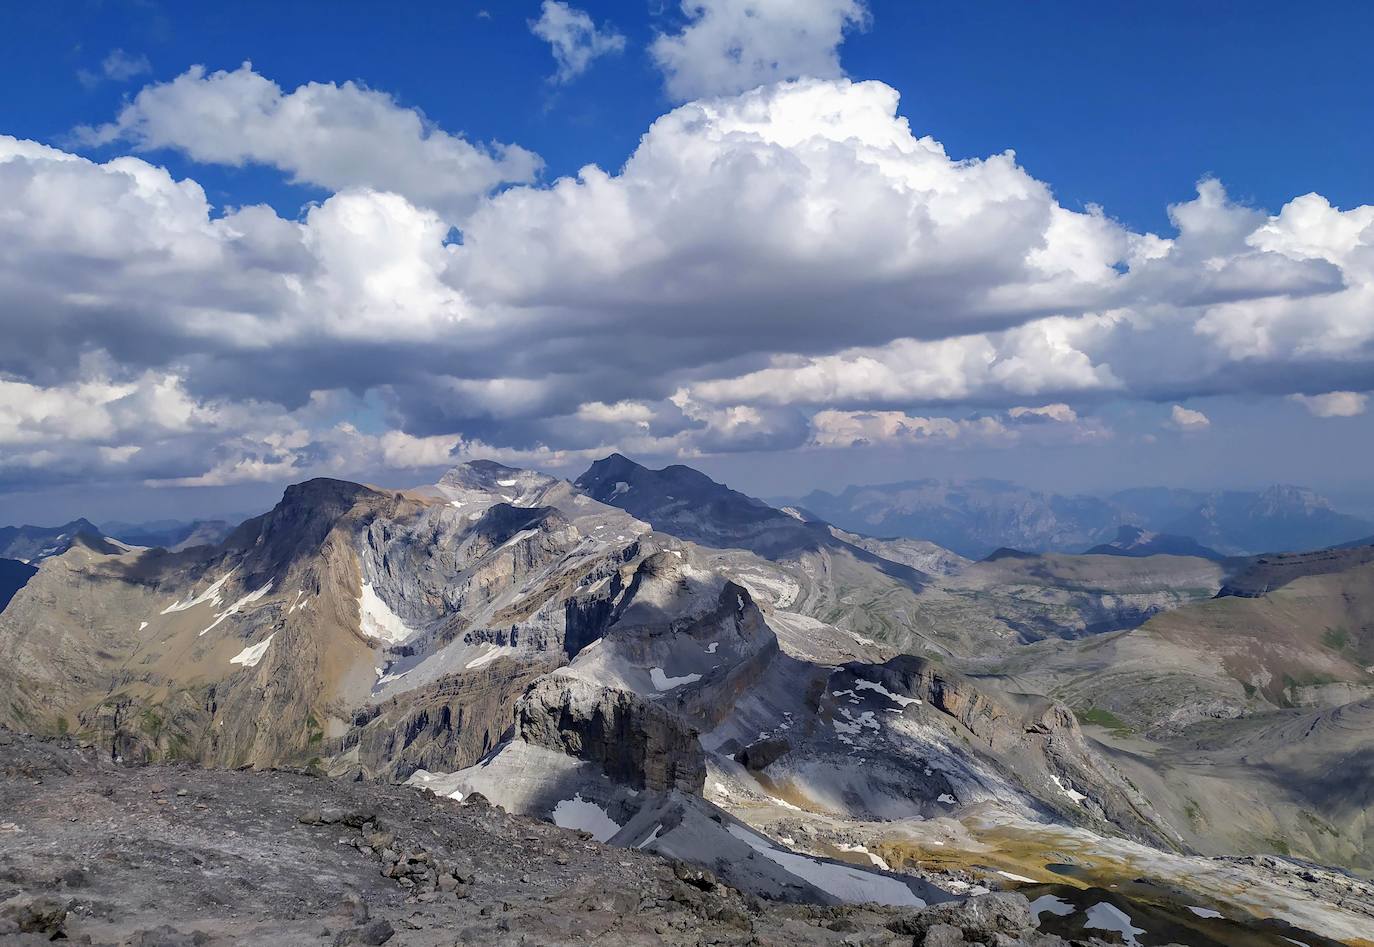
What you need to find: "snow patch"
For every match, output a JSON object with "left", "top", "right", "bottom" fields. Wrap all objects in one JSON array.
[
  {"left": 996, "top": 870, "right": 1037, "bottom": 884},
  {"left": 229, "top": 634, "right": 275, "bottom": 668},
  {"left": 465, "top": 646, "right": 512, "bottom": 670},
  {"left": 408, "top": 769, "right": 462, "bottom": 800},
  {"left": 199, "top": 581, "right": 273, "bottom": 636},
  {"left": 498, "top": 528, "right": 538, "bottom": 551},
  {"left": 854, "top": 679, "right": 921, "bottom": 707},
  {"left": 831, "top": 707, "right": 879, "bottom": 741},
  {"left": 162, "top": 571, "right": 234, "bottom": 614},
  {"left": 358, "top": 581, "right": 417, "bottom": 644},
  {"left": 706, "top": 641, "right": 719, "bottom": 653},
  {"left": 138, "top": 621, "right": 148, "bottom": 631},
  {"left": 375, "top": 666, "right": 411, "bottom": 685},
  {"left": 937, "top": 794, "right": 957, "bottom": 805},
  {"left": 1187, "top": 906, "right": 1223, "bottom": 919},
  {"left": 837, "top": 843, "right": 891, "bottom": 871},
  {"left": 1050, "top": 774, "right": 1088, "bottom": 804},
  {"left": 649, "top": 667, "right": 702, "bottom": 691},
  {"left": 551, "top": 795, "right": 621, "bottom": 842},
  {"left": 725, "top": 824, "right": 924, "bottom": 907}
]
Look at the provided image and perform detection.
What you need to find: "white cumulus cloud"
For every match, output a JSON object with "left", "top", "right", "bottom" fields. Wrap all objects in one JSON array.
[
  {"left": 651, "top": 0, "right": 869, "bottom": 101},
  {"left": 78, "top": 63, "right": 541, "bottom": 222},
  {"left": 0, "top": 68, "right": 1370, "bottom": 493},
  {"left": 1290, "top": 391, "right": 1368, "bottom": 417},
  {"left": 530, "top": 1, "right": 626, "bottom": 83},
  {"left": 1169, "top": 405, "right": 1211, "bottom": 430}
]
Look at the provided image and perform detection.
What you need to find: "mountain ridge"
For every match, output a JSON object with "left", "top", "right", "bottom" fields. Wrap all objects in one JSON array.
[{"left": 1, "top": 454, "right": 1372, "bottom": 941}]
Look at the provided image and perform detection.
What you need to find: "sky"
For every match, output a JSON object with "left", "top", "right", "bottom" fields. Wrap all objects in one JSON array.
[{"left": 2, "top": 0, "right": 1373, "bottom": 524}]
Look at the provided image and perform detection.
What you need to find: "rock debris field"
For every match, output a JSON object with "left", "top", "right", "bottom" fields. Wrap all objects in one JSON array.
[{"left": 0, "top": 728, "right": 1177, "bottom": 946}]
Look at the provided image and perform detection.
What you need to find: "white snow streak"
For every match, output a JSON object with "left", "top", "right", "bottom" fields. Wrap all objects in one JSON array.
[
  {"left": 229, "top": 633, "right": 275, "bottom": 668},
  {"left": 199, "top": 581, "right": 273, "bottom": 636},
  {"left": 465, "top": 646, "right": 512, "bottom": 670},
  {"left": 1050, "top": 774, "right": 1087, "bottom": 804},
  {"left": 162, "top": 570, "right": 234, "bottom": 614}
]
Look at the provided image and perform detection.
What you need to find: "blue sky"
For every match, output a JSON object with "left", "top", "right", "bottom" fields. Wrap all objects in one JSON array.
[
  {"left": 10, "top": 1, "right": 1373, "bottom": 231},
  {"left": 1, "top": 0, "right": 1373, "bottom": 523}
]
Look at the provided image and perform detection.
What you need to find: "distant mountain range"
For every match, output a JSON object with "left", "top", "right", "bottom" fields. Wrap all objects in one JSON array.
[
  {"left": 101, "top": 518, "right": 238, "bottom": 552},
  {"left": 0, "top": 518, "right": 103, "bottom": 563},
  {"left": 1083, "top": 525, "right": 1225, "bottom": 561},
  {"left": 783, "top": 480, "right": 1374, "bottom": 559},
  {"left": 0, "top": 557, "right": 36, "bottom": 612}
]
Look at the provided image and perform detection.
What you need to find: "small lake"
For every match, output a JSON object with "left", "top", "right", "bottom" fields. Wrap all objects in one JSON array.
[{"left": 1012, "top": 872, "right": 1345, "bottom": 947}]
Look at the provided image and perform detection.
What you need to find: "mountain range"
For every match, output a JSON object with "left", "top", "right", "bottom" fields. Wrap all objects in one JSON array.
[
  {"left": 100, "top": 518, "right": 239, "bottom": 552},
  {"left": 785, "top": 480, "right": 1374, "bottom": 559},
  {"left": 1, "top": 455, "right": 1372, "bottom": 944}
]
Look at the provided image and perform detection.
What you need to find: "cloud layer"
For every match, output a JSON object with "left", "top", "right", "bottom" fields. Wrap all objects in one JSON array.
[{"left": 1, "top": 58, "right": 1372, "bottom": 494}]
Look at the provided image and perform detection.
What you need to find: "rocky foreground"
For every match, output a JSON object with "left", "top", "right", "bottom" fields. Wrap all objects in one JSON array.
[{"left": 0, "top": 729, "right": 1165, "bottom": 947}]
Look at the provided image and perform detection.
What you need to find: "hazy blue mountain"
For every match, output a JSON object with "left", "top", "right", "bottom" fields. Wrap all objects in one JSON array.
[
  {"left": 787, "top": 479, "right": 1122, "bottom": 559},
  {"left": 0, "top": 518, "right": 102, "bottom": 563},
  {"left": 1132, "top": 485, "right": 1374, "bottom": 556},
  {"left": 101, "top": 518, "right": 237, "bottom": 551},
  {"left": 785, "top": 480, "right": 1374, "bottom": 559},
  {"left": 1083, "top": 525, "right": 1225, "bottom": 560},
  {"left": 0, "top": 558, "right": 37, "bottom": 613}
]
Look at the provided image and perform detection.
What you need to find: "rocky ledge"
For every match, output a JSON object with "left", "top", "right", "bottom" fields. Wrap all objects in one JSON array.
[{"left": 1, "top": 728, "right": 1171, "bottom": 946}]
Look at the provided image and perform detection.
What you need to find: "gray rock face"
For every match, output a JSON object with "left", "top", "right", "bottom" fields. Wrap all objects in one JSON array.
[
  {"left": 836, "top": 655, "right": 1174, "bottom": 845},
  {"left": 517, "top": 676, "right": 706, "bottom": 793},
  {"left": 351, "top": 656, "right": 560, "bottom": 781},
  {"left": 889, "top": 892, "right": 1034, "bottom": 938}
]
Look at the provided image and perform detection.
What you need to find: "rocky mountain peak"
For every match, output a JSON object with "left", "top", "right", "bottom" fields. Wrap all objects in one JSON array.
[
  {"left": 1256, "top": 483, "right": 1330, "bottom": 513},
  {"left": 575, "top": 451, "right": 641, "bottom": 481},
  {"left": 436, "top": 460, "right": 560, "bottom": 510},
  {"left": 223, "top": 477, "right": 383, "bottom": 581}
]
